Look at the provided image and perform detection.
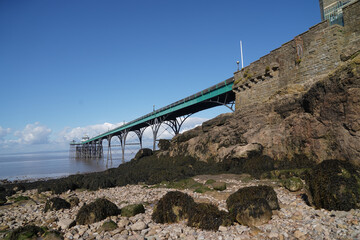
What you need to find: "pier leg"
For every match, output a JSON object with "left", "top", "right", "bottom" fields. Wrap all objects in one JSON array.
[
  {"left": 107, "top": 135, "right": 112, "bottom": 163},
  {"left": 134, "top": 127, "right": 146, "bottom": 149},
  {"left": 165, "top": 114, "right": 192, "bottom": 135},
  {"left": 117, "top": 130, "right": 129, "bottom": 164},
  {"left": 148, "top": 117, "right": 166, "bottom": 151}
]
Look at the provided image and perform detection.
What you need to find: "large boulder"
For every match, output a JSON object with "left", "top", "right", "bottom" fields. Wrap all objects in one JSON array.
[
  {"left": 187, "top": 203, "right": 231, "bottom": 230},
  {"left": 226, "top": 186, "right": 279, "bottom": 226},
  {"left": 76, "top": 198, "right": 120, "bottom": 225},
  {"left": 227, "top": 185, "right": 280, "bottom": 212},
  {"left": 133, "top": 148, "right": 153, "bottom": 160},
  {"left": 152, "top": 191, "right": 195, "bottom": 224},
  {"left": 231, "top": 198, "right": 273, "bottom": 227},
  {"left": 121, "top": 203, "right": 145, "bottom": 217},
  {"left": 306, "top": 160, "right": 360, "bottom": 211},
  {"left": 44, "top": 197, "right": 71, "bottom": 212}
]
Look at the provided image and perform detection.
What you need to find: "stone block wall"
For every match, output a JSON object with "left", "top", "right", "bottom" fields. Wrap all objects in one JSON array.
[{"left": 233, "top": 0, "right": 360, "bottom": 110}]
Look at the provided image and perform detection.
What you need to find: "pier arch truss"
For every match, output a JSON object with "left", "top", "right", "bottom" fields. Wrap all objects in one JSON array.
[{"left": 70, "top": 77, "right": 235, "bottom": 162}]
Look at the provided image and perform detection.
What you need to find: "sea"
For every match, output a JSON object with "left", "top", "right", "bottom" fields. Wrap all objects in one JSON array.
[{"left": 0, "top": 149, "right": 134, "bottom": 181}]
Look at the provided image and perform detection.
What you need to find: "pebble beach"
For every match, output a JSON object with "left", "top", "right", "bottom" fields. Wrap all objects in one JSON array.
[{"left": 1, "top": 174, "right": 359, "bottom": 240}]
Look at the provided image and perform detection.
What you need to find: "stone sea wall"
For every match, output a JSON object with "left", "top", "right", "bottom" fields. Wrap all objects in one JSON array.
[{"left": 233, "top": 0, "right": 360, "bottom": 110}]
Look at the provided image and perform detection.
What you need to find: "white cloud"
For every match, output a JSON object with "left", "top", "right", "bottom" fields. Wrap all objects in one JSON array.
[
  {"left": 0, "top": 126, "right": 11, "bottom": 140},
  {"left": 13, "top": 122, "right": 52, "bottom": 145},
  {"left": 58, "top": 122, "right": 123, "bottom": 143}
]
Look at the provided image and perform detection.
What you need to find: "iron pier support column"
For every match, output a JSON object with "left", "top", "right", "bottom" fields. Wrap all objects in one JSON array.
[
  {"left": 117, "top": 130, "right": 129, "bottom": 164},
  {"left": 148, "top": 116, "right": 166, "bottom": 151},
  {"left": 134, "top": 127, "right": 147, "bottom": 149},
  {"left": 165, "top": 114, "right": 192, "bottom": 135},
  {"left": 107, "top": 135, "right": 112, "bottom": 162}
]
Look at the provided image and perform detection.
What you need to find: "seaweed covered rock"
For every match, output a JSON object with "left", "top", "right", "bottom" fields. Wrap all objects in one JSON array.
[
  {"left": 133, "top": 148, "right": 153, "bottom": 160},
  {"left": 211, "top": 182, "right": 227, "bottom": 191},
  {"left": 0, "top": 194, "right": 6, "bottom": 206},
  {"left": 158, "top": 139, "right": 171, "bottom": 151},
  {"left": 44, "top": 197, "right": 71, "bottom": 212},
  {"left": 76, "top": 198, "right": 120, "bottom": 225},
  {"left": 307, "top": 160, "right": 360, "bottom": 211},
  {"left": 121, "top": 203, "right": 145, "bottom": 217},
  {"left": 231, "top": 198, "right": 272, "bottom": 226},
  {"left": 283, "top": 177, "right": 303, "bottom": 192},
  {"left": 4, "top": 225, "right": 63, "bottom": 240},
  {"left": 152, "top": 191, "right": 195, "bottom": 223},
  {"left": 227, "top": 185, "right": 280, "bottom": 212},
  {"left": 100, "top": 220, "right": 117, "bottom": 232},
  {"left": 187, "top": 203, "right": 231, "bottom": 231},
  {"left": 4, "top": 225, "right": 45, "bottom": 240}
]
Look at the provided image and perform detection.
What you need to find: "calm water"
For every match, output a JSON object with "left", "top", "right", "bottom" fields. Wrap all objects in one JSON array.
[{"left": 0, "top": 150, "right": 131, "bottom": 181}]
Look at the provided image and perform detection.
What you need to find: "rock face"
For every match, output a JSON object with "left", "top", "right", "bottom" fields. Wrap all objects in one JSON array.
[{"left": 166, "top": 55, "right": 360, "bottom": 169}]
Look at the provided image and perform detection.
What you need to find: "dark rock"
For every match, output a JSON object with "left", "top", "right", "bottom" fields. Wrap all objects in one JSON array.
[
  {"left": 134, "top": 148, "right": 153, "bottom": 160},
  {"left": 0, "top": 194, "right": 6, "bottom": 206},
  {"left": 76, "top": 198, "right": 120, "bottom": 225},
  {"left": 121, "top": 203, "right": 145, "bottom": 217},
  {"left": 158, "top": 139, "right": 171, "bottom": 151},
  {"left": 67, "top": 196, "right": 80, "bottom": 207},
  {"left": 232, "top": 198, "right": 273, "bottom": 226},
  {"left": 44, "top": 197, "right": 71, "bottom": 212},
  {"left": 306, "top": 160, "right": 360, "bottom": 211},
  {"left": 227, "top": 185, "right": 279, "bottom": 212},
  {"left": 152, "top": 191, "right": 196, "bottom": 224},
  {"left": 4, "top": 225, "right": 45, "bottom": 240},
  {"left": 187, "top": 203, "right": 231, "bottom": 230}
]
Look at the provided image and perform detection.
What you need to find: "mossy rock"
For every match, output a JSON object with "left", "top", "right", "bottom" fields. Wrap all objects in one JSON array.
[
  {"left": 100, "top": 220, "right": 117, "bottom": 232},
  {"left": 227, "top": 185, "right": 279, "bottom": 213},
  {"left": 205, "top": 179, "right": 216, "bottom": 185},
  {"left": 232, "top": 198, "right": 272, "bottom": 227},
  {"left": 66, "top": 196, "right": 80, "bottom": 208},
  {"left": 42, "top": 230, "right": 64, "bottom": 240},
  {"left": 158, "top": 139, "right": 171, "bottom": 151},
  {"left": 12, "top": 196, "right": 29, "bottom": 202},
  {"left": 0, "top": 194, "right": 6, "bottom": 206},
  {"left": 152, "top": 191, "right": 196, "bottom": 224},
  {"left": 121, "top": 204, "right": 145, "bottom": 217},
  {"left": 157, "top": 178, "right": 212, "bottom": 193},
  {"left": 283, "top": 177, "right": 303, "bottom": 192},
  {"left": 4, "top": 225, "right": 45, "bottom": 240},
  {"left": 44, "top": 197, "right": 71, "bottom": 212},
  {"left": 211, "top": 182, "right": 227, "bottom": 191},
  {"left": 306, "top": 160, "right": 360, "bottom": 211},
  {"left": 261, "top": 168, "right": 311, "bottom": 180},
  {"left": 187, "top": 203, "right": 231, "bottom": 231},
  {"left": 133, "top": 148, "right": 153, "bottom": 160},
  {"left": 76, "top": 198, "right": 120, "bottom": 225}
]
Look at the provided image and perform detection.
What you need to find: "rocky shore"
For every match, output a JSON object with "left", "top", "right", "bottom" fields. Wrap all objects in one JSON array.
[{"left": 1, "top": 174, "right": 359, "bottom": 240}]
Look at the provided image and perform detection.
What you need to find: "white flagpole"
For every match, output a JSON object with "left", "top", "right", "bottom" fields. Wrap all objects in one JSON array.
[{"left": 240, "top": 40, "right": 244, "bottom": 69}]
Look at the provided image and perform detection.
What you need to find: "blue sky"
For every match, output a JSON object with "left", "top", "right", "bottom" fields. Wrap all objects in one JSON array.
[{"left": 0, "top": 0, "right": 321, "bottom": 154}]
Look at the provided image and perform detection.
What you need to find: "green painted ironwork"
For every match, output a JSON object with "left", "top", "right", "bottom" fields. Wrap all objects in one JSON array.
[{"left": 81, "top": 78, "right": 234, "bottom": 144}]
